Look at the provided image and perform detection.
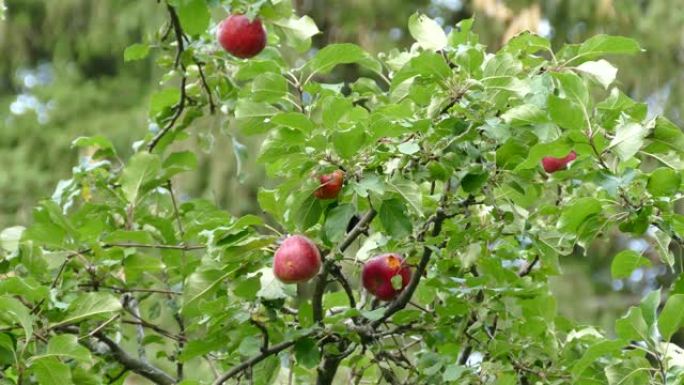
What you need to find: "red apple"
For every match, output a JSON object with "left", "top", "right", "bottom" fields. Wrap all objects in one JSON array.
[
  {"left": 541, "top": 151, "right": 577, "bottom": 173},
  {"left": 313, "top": 170, "right": 345, "bottom": 200},
  {"left": 217, "top": 14, "right": 267, "bottom": 59},
  {"left": 273, "top": 235, "right": 321, "bottom": 283},
  {"left": 362, "top": 253, "right": 412, "bottom": 301}
]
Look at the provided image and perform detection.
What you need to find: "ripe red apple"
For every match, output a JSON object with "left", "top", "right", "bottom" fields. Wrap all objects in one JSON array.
[
  {"left": 217, "top": 14, "right": 267, "bottom": 59},
  {"left": 313, "top": 170, "right": 345, "bottom": 200},
  {"left": 362, "top": 253, "right": 412, "bottom": 301},
  {"left": 541, "top": 151, "right": 577, "bottom": 173},
  {"left": 273, "top": 235, "right": 321, "bottom": 283}
]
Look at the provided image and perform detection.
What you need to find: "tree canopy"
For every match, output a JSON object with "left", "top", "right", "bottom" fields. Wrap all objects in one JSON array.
[{"left": 1, "top": 1, "right": 684, "bottom": 385}]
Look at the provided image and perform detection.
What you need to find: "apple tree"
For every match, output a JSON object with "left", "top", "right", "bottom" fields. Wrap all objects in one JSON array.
[{"left": 1, "top": 1, "right": 684, "bottom": 384}]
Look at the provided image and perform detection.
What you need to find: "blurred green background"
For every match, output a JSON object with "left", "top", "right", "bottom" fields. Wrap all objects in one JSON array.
[{"left": 1, "top": 0, "right": 683, "bottom": 336}]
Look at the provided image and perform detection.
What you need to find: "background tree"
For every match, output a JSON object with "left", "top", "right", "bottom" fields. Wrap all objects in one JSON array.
[{"left": 0, "top": 1, "right": 684, "bottom": 384}]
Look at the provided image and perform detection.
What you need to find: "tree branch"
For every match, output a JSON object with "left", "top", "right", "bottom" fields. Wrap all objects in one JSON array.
[
  {"left": 63, "top": 326, "right": 176, "bottom": 385},
  {"left": 313, "top": 209, "right": 377, "bottom": 323},
  {"left": 311, "top": 209, "right": 376, "bottom": 384},
  {"left": 147, "top": 4, "right": 187, "bottom": 153},
  {"left": 370, "top": 185, "right": 461, "bottom": 328},
  {"left": 250, "top": 319, "right": 270, "bottom": 353},
  {"left": 329, "top": 265, "right": 356, "bottom": 309},
  {"left": 212, "top": 335, "right": 311, "bottom": 385},
  {"left": 124, "top": 295, "right": 148, "bottom": 364},
  {"left": 458, "top": 250, "right": 542, "bottom": 365}
]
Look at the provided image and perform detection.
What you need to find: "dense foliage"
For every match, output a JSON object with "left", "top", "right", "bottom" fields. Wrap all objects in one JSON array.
[{"left": 1, "top": 1, "right": 684, "bottom": 384}]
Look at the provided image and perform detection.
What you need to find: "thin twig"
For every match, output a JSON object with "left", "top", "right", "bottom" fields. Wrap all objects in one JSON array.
[
  {"left": 31, "top": 248, "right": 92, "bottom": 315},
  {"left": 147, "top": 4, "right": 187, "bottom": 153},
  {"left": 79, "top": 284, "right": 182, "bottom": 295},
  {"left": 104, "top": 243, "right": 205, "bottom": 250},
  {"left": 166, "top": 180, "right": 185, "bottom": 237},
  {"left": 81, "top": 314, "right": 120, "bottom": 340},
  {"left": 212, "top": 333, "right": 314, "bottom": 385},
  {"left": 194, "top": 59, "right": 216, "bottom": 114}
]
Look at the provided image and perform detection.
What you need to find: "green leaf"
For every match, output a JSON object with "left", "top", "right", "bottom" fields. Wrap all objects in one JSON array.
[
  {"left": 614, "top": 307, "right": 648, "bottom": 341},
  {"left": 71, "top": 135, "right": 118, "bottom": 160},
  {"left": 272, "top": 112, "right": 315, "bottom": 134},
  {"left": 53, "top": 293, "right": 122, "bottom": 328},
  {"left": 251, "top": 73, "right": 289, "bottom": 103},
  {"left": 103, "top": 230, "right": 154, "bottom": 244},
  {"left": 443, "top": 364, "right": 467, "bottom": 382},
  {"left": 398, "top": 141, "right": 420, "bottom": 155},
  {"left": 149, "top": 88, "right": 180, "bottom": 117},
  {"left": 610, "top": 250, "right": 651, "bottom": 279},
  {"left": 176, "top": 0, "right": 209, "bottom": 36},
  {"left": 410, "top": 51, "right": 452, "bottom": 81},
  {"left": 295, "top": 195, "right": 323, "bottom": 231},
  {"left": 294, "top": 338, "right": 320, "bottom": 369},
  {"left": 552, "top": 72, "right": 589, "bottom": 106},
  {"left": 119, "top": 152, "right": 161, "bottom": 203},
  {"left": 32, "top": 335, "right": 91, "bottom": 363},
  {"left": 516, "top": 139, "right": 572, "bottom": 170},
  {"left": 481, "top": 76, "right": 530, "bottom": 97},
  {"left": 548, "top": 94, "right": 584, "bottom": 130},
  {"left": 182, "top": 268, "right": 234, "bottom": 315},
  {"left": 0, "top": 226, "right": 24, "bottom": 254},
  {"left": 652, "top": 228, "right": 674, "bottom": 267},
  {"left": 163, "top": 151, "right": 198, "bottom": 178},
  {"left": 252, "top": 355, "right": 280, "bottom": 385},
  {"left": 605, "top": 356, "right": 650, "bottom": 385},
  {"left": 574, "top": 35, "right": 641, "bottom": 63},
  {"left": 609, "top": 121, "right": 650, "bottom": 161},
  {"left": 558, "top": 197, "right": 602, "bottom": 233},
  {"left": 390, "top": 275, "right": 404, "bottom": 290},
  {"left": 658, "top": 294, "right": 684, "bottom": 341},
  {"left": 324, "top": 204, "right": 355, "bottom": 243},
  {"left": 333, "top": 126, "right": 367, "bottom": 159},
  {"left": 571, "top": 339, "right": 626, "bottom": 377},
  {"left": 505, "top": 31, "right": 550, "bottom": 54},
  {"left": 640, "top": 290, "right": 660, "bottom": 326},
  {"left": 0, "top": 296, "right": 33, "bottom": 341},
  {"left": 646, "top": 117, "right": 684, "bottom": 155},
  {"left": 501, "top": 104, "right": 548, "bottom": 127},
  {"left": 379, "top": 198, "right": 413, "bottom": 238},
  {"left": 447, "top": 18, "right": 474, "bottom": 46},
  {"left": 257, "top": 268, "right": 288, "bottom": 300},
  {"left": 233, "top": 275, "right": 261, "bottom": 300},
  {"left": 360, "top": 308, "right": 386, "bottom": 321},
  {"left": 235, "top": 60, "right": 282, "bottom": 81},
  {"left": 272, "top": 15, "right": 320, "bottom": 51},
  {"left": 179, "top": 335, "right": 225, "bottom": 362},
  {"left": 647, "top": 168, "right": 681, "bottom": 197},
  {"left": 408, "top": 13, "right": 447, "bottom": 51},
  {"left": 455, "top": 46, "right": 484, "bottom": 74},
  {"left": 461, "top": 173, "right": 488, "bottom": 194},
  {"left": 124, "top": 253, "right": 165, "bottom": 281},
  {"left": 0, "top": 334, "right": 15, "bottom": 366},
  {"left": 234, "top": 99, "right": 280, "bottom": 120},
  {"left": 123, "top": 43, "right": 150, "bottom": 62},
  {"left": 31, "top": 357, "right": 73, "bottom": 385},
  {"left": 0, "top": 277, "right": 48, "bottom": 302},
  {"left": 575, "top": 59, "right": 618, "bottom": 89},
  {"left": 307, "top": 43, "right": 381, "bottom": 76}
]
